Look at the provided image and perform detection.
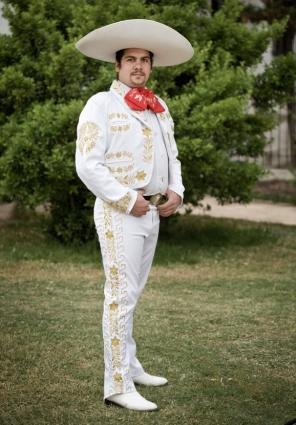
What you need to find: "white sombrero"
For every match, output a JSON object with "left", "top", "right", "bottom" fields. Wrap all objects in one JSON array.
[{"left": 76, "top": 19, "right": 194, "bottom": 66}]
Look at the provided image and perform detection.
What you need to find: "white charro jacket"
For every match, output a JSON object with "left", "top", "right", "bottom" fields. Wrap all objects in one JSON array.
[{"left": 75, "top": 80, "right": 184, "bottom": 213}]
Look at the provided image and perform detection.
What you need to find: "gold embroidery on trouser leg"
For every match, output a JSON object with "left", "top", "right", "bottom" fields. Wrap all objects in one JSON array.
[
  {"left": 109, "top": 302, "right": 119, "bottom": 331},
  {"left": 96, "top": 201, "right": 134, "bottom": 397}
]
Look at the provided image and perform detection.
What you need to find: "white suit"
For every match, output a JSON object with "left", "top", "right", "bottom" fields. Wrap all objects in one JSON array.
[{"left": 75, "top": 80, "right": 184, "bottom": 399}]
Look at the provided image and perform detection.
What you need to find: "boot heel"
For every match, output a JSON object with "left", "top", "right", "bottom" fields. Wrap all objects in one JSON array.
[{"left": 104, "top": 398, "right": 122, "bottom": 408}]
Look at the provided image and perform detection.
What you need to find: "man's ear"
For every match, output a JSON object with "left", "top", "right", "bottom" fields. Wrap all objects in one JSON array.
[{"left": 115, "top": 62, "right": 120, "bottom": 72}]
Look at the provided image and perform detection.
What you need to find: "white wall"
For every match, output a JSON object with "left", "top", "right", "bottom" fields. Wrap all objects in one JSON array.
[{"left": 0, "top": 0, "right": 10, "bottom": 34}]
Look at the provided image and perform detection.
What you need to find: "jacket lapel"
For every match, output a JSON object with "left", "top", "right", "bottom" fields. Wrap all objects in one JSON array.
[
  {"left": 110, "top": 80, "right": 152, "bottom": 129},
  {"left": 156, "top": 113, "right": 173, "bottom": 159}
]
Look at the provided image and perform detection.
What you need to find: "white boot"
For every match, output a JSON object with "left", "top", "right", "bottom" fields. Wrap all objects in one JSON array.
[
  {"left": 133, "top": 372, "right": 168, "bottom": 386},
  {"left": 105, "top": 391, "right": 158, "bottom": 411}
]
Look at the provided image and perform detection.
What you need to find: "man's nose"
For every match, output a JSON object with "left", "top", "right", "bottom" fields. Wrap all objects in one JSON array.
[{"left": 134, "top": 60, "right": 143, "bottom": 69}]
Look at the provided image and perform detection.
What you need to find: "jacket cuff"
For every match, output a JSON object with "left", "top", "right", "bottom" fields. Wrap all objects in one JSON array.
[
  {"left": 107, "top": 189, "right": 138, "bottom": 214},
  {"left": 126, "top": 190, "right": 138, "bottom": 214},
  {"left": 168, "top": 186, "right": 184, "bottom": 207}
]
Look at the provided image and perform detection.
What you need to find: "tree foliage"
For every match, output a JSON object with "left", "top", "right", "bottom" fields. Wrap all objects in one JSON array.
[{"left": 0, "top": 0, "right": 295, "bottom": 242}]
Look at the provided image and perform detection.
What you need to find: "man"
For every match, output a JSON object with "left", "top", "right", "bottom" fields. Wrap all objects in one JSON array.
[{"left": 75, "top": 19, "right": 193, "bottom": 411}]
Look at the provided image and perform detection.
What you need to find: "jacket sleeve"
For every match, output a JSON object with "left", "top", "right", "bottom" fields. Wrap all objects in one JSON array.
[
  {"left": 167, "top": 129, "right": 185, "bottom": 201},
  {"left": 75, "top": 93, "right": 138, "bottom": 213},
  {"left": 160, "top": 101, "right": 185, "bottom": 201}
]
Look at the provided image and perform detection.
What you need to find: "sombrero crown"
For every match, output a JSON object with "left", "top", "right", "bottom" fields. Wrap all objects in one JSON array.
[{"left": 76, "top": 19, "right": 194, "bottom": 67}]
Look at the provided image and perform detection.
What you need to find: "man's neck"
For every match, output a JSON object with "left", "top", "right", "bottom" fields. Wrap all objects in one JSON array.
[{"left": 118, "top": 80, "right": 146, "bottom": 89}]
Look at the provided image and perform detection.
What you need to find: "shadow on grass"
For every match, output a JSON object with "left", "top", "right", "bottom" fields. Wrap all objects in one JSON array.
[
  {"left": 0, "top": 217, "right": 101, "bottom": 265},
  {"left": 1, "top": 213, "right": 293, "bottom": 266},
  {"left": 155, "top": 214, "right": 281, "bottom": 264},
  {"left": 159, "top": 214, "right": 277, "bottom": 246}
]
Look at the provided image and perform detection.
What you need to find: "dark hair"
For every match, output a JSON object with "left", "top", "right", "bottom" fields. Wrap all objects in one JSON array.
[{"left": 115, "top": 49, "right": 154, "bottom": 66}]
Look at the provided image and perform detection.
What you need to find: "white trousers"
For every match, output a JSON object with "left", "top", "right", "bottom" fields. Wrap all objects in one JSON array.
[{"left": 94, "top": 198, "right": 160, "bottom": 399}]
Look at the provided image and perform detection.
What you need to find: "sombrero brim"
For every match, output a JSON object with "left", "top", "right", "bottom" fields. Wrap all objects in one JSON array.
[{"left": 75, "top": 19, "right": 194, "bottom": 67}]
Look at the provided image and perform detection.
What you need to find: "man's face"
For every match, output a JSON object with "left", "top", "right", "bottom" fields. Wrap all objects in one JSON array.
[{"left": 115, "top": 48, "right": 152, "bottom": 88}]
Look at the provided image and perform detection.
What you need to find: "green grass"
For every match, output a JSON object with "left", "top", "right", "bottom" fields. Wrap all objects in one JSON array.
[{"left": 1, "top": 215, "right": 296, "bottom": 425}]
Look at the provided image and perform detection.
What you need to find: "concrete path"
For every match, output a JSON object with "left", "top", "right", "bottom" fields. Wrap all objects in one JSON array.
[
  {"left": 0, "top": 202, "right": 16, "bottom": 221},
  {"left": 180, "top": 196, "right": 296, "bottom": 226}
]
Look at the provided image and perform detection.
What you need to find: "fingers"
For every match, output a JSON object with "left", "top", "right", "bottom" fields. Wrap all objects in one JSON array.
[
  {"left": 158, "top": 199, "right": 179, "bottom": 217},
  {"left": 157, "top": 190, "right": 181, "bottom": 217},
  {"left": 130, "top": 195, "right": 150, "bottom": 216},
  {"left": 131, "top": 191, "right": 180, "bottom": 217},
  {"left": 131, "top": 208, "right": 149, "bottom": 217},
  {"left": 139, "top": 197, "right": 150, "bottom": 214}
]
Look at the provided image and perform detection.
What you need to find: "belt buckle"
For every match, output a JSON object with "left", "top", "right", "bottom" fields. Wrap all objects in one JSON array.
[{"left": 149, "top": 193, "right": 167, "bottom": 206}]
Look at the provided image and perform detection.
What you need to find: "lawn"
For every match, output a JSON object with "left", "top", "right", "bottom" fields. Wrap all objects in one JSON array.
[{"left": 0, "top": 214, "right": 295, "bottom": 425}]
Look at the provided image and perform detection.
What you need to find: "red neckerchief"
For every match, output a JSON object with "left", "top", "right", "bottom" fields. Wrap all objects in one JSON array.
[{"left": 124, "top": 87, "right": 165, "bottom": 113}]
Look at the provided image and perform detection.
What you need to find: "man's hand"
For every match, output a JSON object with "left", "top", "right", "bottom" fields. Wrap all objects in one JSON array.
[
  {"left": 130, "top": 191, "right": 150, "bottom": 217},
  {"left": 157, "top": 189, "right": 181, "bottom": 217}
]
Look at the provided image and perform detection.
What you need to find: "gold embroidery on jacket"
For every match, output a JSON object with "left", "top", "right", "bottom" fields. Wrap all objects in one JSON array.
[
  {"left": 136, "top": 170, "right": 147, "bottom": 181},
  {"left": 108, "top": 167, "right": 147, "bottom": 187},
  {"left": 108, "top": 192, "right": 132, "bottom": 213},
  {"left": 108, "top": 164, "right": 134, "bottom": 174},
  {"left": 115, "top": 175, "right": 134, "bottom": 187},
  {"left": 108, "top": 112, "right": 129, "bottom": 120},
  {"left": 77, "top": 121, "right": 100, "bottom": 155},
  {"left": 105, "top": 151, "right": 133, "bottom": 161},
  {"left": 111, "top": 80, "right": 127, "bottom": 97},
  {"left": 142, "top": 127, "right": 153, "bottom": 163},
  {"left": 105, "top": 152, "right": 136, "bottom": 187},
  {"left": 142, "top": 127, "right": 152, "bottom": 138},
  {"left": 143, "top": 139, "right": 153, "bottom": 163},
  {"left": 108, "top": 112, "right": 130, "bottom": 132},
  {"left": 110, "top": 124, "right": 130, "bottom": 133}
]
